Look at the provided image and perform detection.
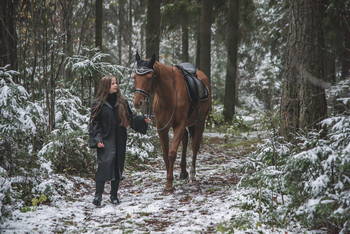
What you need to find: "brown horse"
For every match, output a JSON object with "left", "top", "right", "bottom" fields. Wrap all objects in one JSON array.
[{"left": 133, "top": 52, "right": 211, "bottom": 191}]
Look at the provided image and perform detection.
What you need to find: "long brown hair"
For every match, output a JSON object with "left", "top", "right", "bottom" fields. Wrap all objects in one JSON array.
[{"left": 89, "top": 75, "right": 130, "bottom": 127}]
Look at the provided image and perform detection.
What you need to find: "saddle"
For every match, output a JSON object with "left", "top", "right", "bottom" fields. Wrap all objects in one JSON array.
[
  {"left": 176, "top": 62, "right": 209, "bottom": 104},
  {"left": 176, "top": 63, "right": 209, "bottom": 121}
]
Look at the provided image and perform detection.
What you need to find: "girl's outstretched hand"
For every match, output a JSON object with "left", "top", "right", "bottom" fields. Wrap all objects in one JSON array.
[
  {"left": 97, "top": 142, "right": 105, "bottom": 148},
  {"left": 144, "top": 117, "right": 151, "bottom": 124}
]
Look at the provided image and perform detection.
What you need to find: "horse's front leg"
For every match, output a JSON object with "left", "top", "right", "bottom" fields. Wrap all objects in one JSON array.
[
  {"left": 157, "top": 130, "right": 170, "bottom": 183},
  {"left": 166, "top": 125, "right": 185, "bottom": 191}
]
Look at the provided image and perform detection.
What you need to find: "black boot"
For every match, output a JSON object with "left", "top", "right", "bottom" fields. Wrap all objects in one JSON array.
[
  {"left": 92, "top": 196, "right": 102, "bottom": 206},
  {"left": 110, "top": 195, "right": 120, "bottom": 205},
  {"left": 93, "top": 181, "right": 105, "bottom": 206},
  {"left": 110, "top": 180, "right": 120, "bottom": 204}
]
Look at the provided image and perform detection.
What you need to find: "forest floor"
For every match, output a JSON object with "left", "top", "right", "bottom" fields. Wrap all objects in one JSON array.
[{"left": 1, "top": 130, "right": 310, "bottom": 233}]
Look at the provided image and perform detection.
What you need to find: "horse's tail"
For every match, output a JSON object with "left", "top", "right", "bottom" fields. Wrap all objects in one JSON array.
[{"left": 188, "top": 126, "right": 195, "bottom": 140}]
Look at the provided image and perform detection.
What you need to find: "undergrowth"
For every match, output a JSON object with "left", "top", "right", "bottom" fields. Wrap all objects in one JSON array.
[{"left": 238, "top": 115, "right": 350, "bottom": 233}]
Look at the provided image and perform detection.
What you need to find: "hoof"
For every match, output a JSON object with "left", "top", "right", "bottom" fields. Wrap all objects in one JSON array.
[
  {"left": 189, "top": 178, "right": 197, "bottom": 184},
  {"left": 164, "top": 185, "right": 174, "bottom": 191},
  {"left": 179, "top": 172, "right": 189, "bottom": 180}
]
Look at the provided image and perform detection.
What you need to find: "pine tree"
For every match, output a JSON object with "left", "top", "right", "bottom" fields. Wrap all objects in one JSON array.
[{"left": 280, "top": 0, "right": 328, "bottom": 140}]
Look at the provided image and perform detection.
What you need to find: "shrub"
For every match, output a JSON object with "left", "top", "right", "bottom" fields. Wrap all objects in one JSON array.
[
  {"left": 0, "top": 68, "right": 47, "bottom": 219},
  {"left": 240, "top": 115, "right": 350, "bottom": 233},
  {"left": 0, "top": 167, "right": 12, "bottom": 222},
  {"left": 0, "top": 74, "right": 45, "bottom": 175},
  {"left": 285, "top": 116, "right": 350, "bottom": 232},
  {"left": 38, "top": 87, "right": 96, "bottom": 176}
]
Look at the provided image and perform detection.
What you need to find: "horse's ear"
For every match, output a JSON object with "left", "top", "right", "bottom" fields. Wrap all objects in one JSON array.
[
  {"left": 148, "top": 53, "right": 156, "bottom": 68},
  {"left": 136, "top": 51, "right": 141, "bottom": 63}
]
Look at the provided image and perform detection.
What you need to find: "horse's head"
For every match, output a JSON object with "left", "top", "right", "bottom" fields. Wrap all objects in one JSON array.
[{"left": 133, "top": 52, "right": 156, "bottom": 110}]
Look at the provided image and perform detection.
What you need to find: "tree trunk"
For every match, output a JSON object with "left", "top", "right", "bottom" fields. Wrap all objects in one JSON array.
[
  {"left": 181, "top": 23, "right": 189, "bottom": 62},
  {"left": 0, "top": 0, "right": 18, "bottom": 82},
  {"left": 117, "top": 0, "right": 124, "bottom": 65},
  {"left": 30, "top": 1, "right": 37, "bottom": 102},
  {"left": 324, "top": 51, "right": 336, "bottom": 84},
  {"left": 95, "top": 0, "right": 103, "bottom": 95},
  {"left": 146, "top": 0, "right": 161, "bottom": 59},
  {"left": 62, "top": 0, "right": 74, "bottom": 81},
  {"left": 49, "top": 47, "right": 55, "bottom": 132},
  {"left": 195, "top": 12, "right": 201, "bottom": 68},
  {"left": 128, "top": 0, "right": 133, "bottom": 63},
  {"left": 141, "top": 24, "right": 145, "bottom": 57},
  {"left": 95, "top": 0, "right": 103, "bottom": 50},
  {"left": 43, "top": 13, "right": 50, "bottom": 134},
  {"left": 340, "top": 8, "right": 350, "bottom": 80},
  {"left": 223, "top": 0, "right": 239, "bottom": 122},
  {"left": 199, "top": 0, "right": 212, "bottom": 81},
  {"left": 280, "top": 0, "right": 328, "bottom": 140}
]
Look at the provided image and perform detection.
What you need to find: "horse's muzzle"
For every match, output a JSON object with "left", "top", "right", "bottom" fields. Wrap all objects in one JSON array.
[
  {"left": 133, "top": 95, "right": 144, "bottom": 110},
  {"left": 134, "top": 100, "right": 143, "bottom": 110}
]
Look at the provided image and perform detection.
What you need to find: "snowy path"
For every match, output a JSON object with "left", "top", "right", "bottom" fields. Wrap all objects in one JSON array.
[{"left": 1, "top": 133, "right": 281, "bottom": 233}]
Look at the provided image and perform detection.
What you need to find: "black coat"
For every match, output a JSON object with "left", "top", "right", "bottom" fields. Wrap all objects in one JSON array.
[{"left": 89, "top": 99, "right": 147, "bottom": 182}]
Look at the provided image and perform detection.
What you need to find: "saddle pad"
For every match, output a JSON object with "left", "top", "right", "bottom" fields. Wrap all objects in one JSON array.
[{"left": 178, "top": 62, "right": 196, "bottom": 76}]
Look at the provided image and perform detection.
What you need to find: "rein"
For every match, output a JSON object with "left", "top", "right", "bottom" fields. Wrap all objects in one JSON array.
[
  {"left": 155, "top": 67, "right": 177, "bottom": 131},
  {"left": 135, "top": 74, "right": 155, "bottom": 119}
]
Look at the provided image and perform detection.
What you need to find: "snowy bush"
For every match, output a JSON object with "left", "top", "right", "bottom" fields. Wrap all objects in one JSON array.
[
  {"left": 127, "top": 130, "right": 156, "bottom": 162},
  {"left": 65, "top": 47, "right": 124, "bottom": 78},
  {"left": 239, "top": 135, "right": 293, "bottom": 228},
  {"left": 0, "top": 71, "right": 45, "bottom": 174},
  {"left": 0, "top": 167, "right": 12, "bottom": 222},
  {"left": 38, "top": 87, "right": 96, "bottom": 176},
  {"left": 285, "top": 116, "right": 350, "bottom": 232},
  {"left": 240, "top": 53, "right": 282, "bottom": 111},
  {"left": 241, "top": 115, "right": 350, "bottom": 232},
  {"left": 327, "top": 79, "right": 350, "bottom": 115},
  {"left": 0, "top": 67, "right": 47, "bottom": 219},
  {"left": 124, "top": 97, "right": 162, "bottom": 165}
]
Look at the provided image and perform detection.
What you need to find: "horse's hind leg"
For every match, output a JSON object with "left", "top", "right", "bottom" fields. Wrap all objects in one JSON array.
[
  {"left": 190, "top": 123, "right": 204, "bottom": 184},
  {"left": 180, "top": 129, "right": 189, "bottom": 180}
]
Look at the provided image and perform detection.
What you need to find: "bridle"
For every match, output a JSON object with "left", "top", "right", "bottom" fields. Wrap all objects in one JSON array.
[
  {"left": 135, "top": 88, "right": 151, "bottom": 98},
  {"left": 134, "top": 66, "right": 177, "bottom": 131},
  {"left": 134, "top": 66, "right": 156, "bottom": 121},
  {"left": 135, "top": 66, "right": 155, "bottom": 99}
]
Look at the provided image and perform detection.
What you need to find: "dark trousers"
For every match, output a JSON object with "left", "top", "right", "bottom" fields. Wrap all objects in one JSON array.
[{"left": 95, "top": 180, "right": 120, "bottom": 197}]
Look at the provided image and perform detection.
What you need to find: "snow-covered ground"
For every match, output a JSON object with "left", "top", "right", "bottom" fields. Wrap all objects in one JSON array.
[{"left": 1, "top": 133, "right": 309, "bottom": 233}]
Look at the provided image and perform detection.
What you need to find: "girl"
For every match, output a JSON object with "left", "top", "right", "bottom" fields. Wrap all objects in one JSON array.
[{"left": 89, "top": 75, "right": 150, "bottom": 206}]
